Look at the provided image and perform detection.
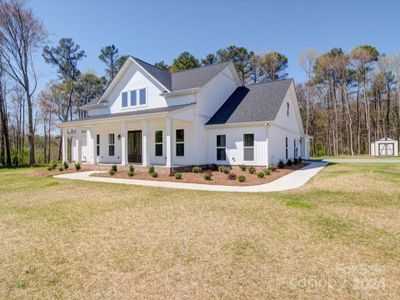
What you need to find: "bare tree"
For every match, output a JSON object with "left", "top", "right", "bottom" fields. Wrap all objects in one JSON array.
[
  {"left": 0, "top": 55, "right": 11, "bottom": 166},
  {"left": 0, "top": 0, "right": 46, "bottom": 165}
]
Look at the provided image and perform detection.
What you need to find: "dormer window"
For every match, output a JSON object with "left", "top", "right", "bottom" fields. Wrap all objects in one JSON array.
[{"left": 121, "top": 88, "right": 147, "bottom": 108}]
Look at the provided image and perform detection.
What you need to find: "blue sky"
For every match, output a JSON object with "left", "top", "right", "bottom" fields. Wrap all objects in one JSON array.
[{"left": 31, "top": 0, "right": 400, "bottom": 92}]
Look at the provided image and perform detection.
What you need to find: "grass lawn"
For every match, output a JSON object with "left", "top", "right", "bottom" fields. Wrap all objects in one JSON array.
[
  {"left": 0, "top": 164, "right": 399, "bottom": 299},
  {"left": 312, "top": 155, "right": 400, "bottom": 160}
]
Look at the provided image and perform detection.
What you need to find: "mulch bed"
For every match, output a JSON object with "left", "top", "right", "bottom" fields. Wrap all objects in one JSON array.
[{"left": 94, "top": 163, "right": 308, "bottom": 186}]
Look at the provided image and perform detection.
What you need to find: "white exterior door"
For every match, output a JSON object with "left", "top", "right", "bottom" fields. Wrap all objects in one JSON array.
[{"left": 379, "top": 143, "right": 394, "bottom": 156}]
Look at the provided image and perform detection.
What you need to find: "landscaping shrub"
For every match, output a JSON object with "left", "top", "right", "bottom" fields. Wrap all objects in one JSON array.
[
  {"left": 175, "top": 172, "right": 182, "bottom": 180},
  {"left": 239, "top": 164, "right": 246, "bottom": 171},
  {"left": 270, "top": 166, "right": 277, "bottom": 172},
  {"left": 248, "top": 166, "right": 256, "bottom": 174},
  {"left": 293, "top": 157, "right": 298, "bottom": 164},
  {"left": 148, "top": 165, "right": 155, "bottom": 174},
  {"left": 51, "top": 161, "right": 58, "bottom": 169},
  {"left": 264, "top": 168, "right": 272, "bottom": 176},
  {"left": 47, "top": 165, "right": 53, "bottom": 171},
  {"left": 278, "top": 160, "right": 284, "bottom": 169},
  {"left": 192, "top": 166, "right": 201, "bottom": 173},
  {"left": 203, "top": 172, "right": 212, "bottom": 180},
  {"left": 227, "top": 172, "right": 237, "bottom": 180},
  {"left": 127, "top": 164, "right": 134, "bottom": 176},
  {"left": 58, "top": 166, "right": 64, "bottom": 172},
  {"left": 149, "top": 171, "right": 158, "bottom": 178},
  {"left": 238, "top": 175, "right": 246, "bottom": 182},
  {"left": 218, "top": 166, "right": 230, "bottom": 174},
  {"left": 298, "top": 157, "right": 302, "bottom": 163},
  {"left": 287, "top": 159, "right": 293, "bottom": 167},
  {"left": 111, "top": 164, "right": 118, "bottom": 172},
  {"left": 75, "top": 162, "right": 81, "bottom": 171},
  {"left": 257, "top": 171, "right": 265, "bottom": 178},
  {"left": 63, "top": 161, "right": 69, "bottom": 169}
]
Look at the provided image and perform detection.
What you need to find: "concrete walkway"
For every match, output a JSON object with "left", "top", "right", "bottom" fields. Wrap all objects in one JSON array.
[
  {"left": 322, "top": 158, "right": 400, "bottom": 164},
  {"left": 54, "top": 161, "right": 327, "bottom": 193}
]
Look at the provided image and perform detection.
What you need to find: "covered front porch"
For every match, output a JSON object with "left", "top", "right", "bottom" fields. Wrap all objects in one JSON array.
[{"left": 59, "top": 105, "right": 197, "bottom": 167}]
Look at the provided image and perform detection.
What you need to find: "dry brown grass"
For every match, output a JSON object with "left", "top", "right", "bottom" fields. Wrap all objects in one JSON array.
[{"left": 0, "top": 163, "right": 399, "bottom": 299}]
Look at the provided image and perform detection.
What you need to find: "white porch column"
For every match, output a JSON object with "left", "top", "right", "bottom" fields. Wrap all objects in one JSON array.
[
  {"left": 62, "top": 128, "right": 68, "bottom": 163},
  {"left": 142, "top": 120, "right": 149, "bottom": 166},
  {"left": 89, "top": 127, "right": 97, "bottom": 164},
  {"left": 76, "top": 128, "right": 82, "bottom": 163},
  {"left": 120, "top": 122, "right": 127, "bottom": 166},
  {"left": 166, "top": 117, "right": 172, "bottom": 168}
]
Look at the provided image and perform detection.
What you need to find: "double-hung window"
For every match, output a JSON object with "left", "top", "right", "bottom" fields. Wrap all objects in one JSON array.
[
  {"left": 285, "top": 137, "right": 288, "bottom": 159},
  {"left": 216, "top": 135, "right": 226, "bottom": 161},
  {"left": 243, "top": 134, "right": 254, "bottom": 161},
  {"left": 176, "top": 129, "right": 184, "bottom": 157},
  {"left": 139, "top": 88, "right": 146, "bottom": 105},
  {"left": 155, "top": 130, "right": 163, "bottom": 156},
  {"left": 96, "top": 134, "right": 100, "bottom": 156},
  {"left": 109, "top": 134, "right": 115, "bottom": 156},
  {"left": 122, "top": 92, "right": 128, "bottom": 108},
  {"left": 130, "top": 90, "right": 137, "bottom": 106}
]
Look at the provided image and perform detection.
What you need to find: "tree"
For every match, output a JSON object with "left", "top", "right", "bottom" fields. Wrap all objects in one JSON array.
[
  {"left": 43, "top": 38, "right": 85, "bottom": 159},
  {"left": 201, "top": 53, "right": 217, "bottom": 65},
  {"left": 154, "top": 60, "right": 170, "bottom": 71},
  {"left": 260, "top": 51, "right": 288, "bottom": 81},
  {"left": 170, "top": 51, "right": 200, "bottom": 72},
  {"left": 217, "top": 45, "right": 254, "bottom": 84},
  {"left": 99, "top": 44, "right": 119, "bottom": 83},
  {"left": 0, "top": 0, "right": 46, "bottom": 165},
  {"left": 250, "top": 54, "right": 264, "bottom": 84},
  {"left": 0, "top": 56, "right": 11, "bottom": 166},
  {"left": 74, "top": 72, "right": 106, "bottom": 118},
  {"left": 115, "top": 55, "right": 129, "bottom": 74},
  {"left": 350, "top": 45, "right": 379, "bottom": 154}
]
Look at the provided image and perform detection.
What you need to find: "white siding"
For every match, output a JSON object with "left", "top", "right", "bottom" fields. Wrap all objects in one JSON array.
[{"left": 207, "top": 125, "right": 268, "bottom": 166}]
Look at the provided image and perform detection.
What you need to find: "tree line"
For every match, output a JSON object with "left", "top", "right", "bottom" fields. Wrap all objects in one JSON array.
[{"left": 1, "top": 0, "right": 399, "bottom": 167}]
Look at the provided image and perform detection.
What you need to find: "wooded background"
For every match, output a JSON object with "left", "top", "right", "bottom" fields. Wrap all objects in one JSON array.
[{"left": 1, "top": 0, "right": 399, "bottom": 167}]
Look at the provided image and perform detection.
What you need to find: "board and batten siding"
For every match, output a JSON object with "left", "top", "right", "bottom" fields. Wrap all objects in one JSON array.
[{"left": 207, "top": 125, "right": 268, "bottom": 166}]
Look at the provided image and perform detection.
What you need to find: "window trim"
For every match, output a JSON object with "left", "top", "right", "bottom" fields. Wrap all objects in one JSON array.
[
  {"left": 243, "top": 133, "right": 254, "bottom": 161},
  {"left": 155, "top": 130, "right": 163, "bottom": 157},
  {"left": 216, "top": 134, "right": 226, "bottom": 161},
  {"left": 121, "top": 87, "right": 147, "bottom": 109},
  {"left": 176, "top": 129, "right": 185, "bottom": 157},
  {"left": 96, "top": 134, "right": 100, "bottom": 156},
  {"left": 108, "top": 133, "right": 115, "bottom": 156}
]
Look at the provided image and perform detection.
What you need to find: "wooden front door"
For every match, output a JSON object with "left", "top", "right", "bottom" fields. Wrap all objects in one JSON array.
[{"left": 128, "top": 130, "right": 142, "bottom": 163}]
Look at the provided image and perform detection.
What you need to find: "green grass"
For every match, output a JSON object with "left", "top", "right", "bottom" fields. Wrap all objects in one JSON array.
[{"left": 0, "top": 164, "right": 399, "bottom": 299}]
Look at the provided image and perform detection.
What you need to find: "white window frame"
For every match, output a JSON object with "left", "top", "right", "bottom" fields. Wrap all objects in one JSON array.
[
  {"left": 243, "top": 133, "right": 254, "bottom": 161},
  {"left": 121, "top": 87, "right": 148, "bottom": 109},
  {"left": 155, "top": 130, "right": 163, "bottom": 157},
  {"left": 108, "top": 133, "right": 115, "bottom": 156},
  {"left": 216, "top": 135, "right": 226, "bottom": 161},
  {"left": 96, "top": 134, "right": 100, "bottom": 156},
  {"left": 176, "top": 129, "right": 185, "bottom": 157}
]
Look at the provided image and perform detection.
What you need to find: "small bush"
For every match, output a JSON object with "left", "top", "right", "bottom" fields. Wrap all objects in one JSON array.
[
  {"left": 227, "top": 172, "right": 237, "bottom": 180},
  {"left": 175, "top": 172, "right": 182, "bottom": 179},
  {"left": 238, "top": 175, "right": 246, "bottom": 182},
  {"left": 75, "top": 162, "right": 81, "bottom": 171},
  {"left": 58, "top": 166, "right": 64, "bottom": 172},
  {"left": 127, "top": 165, "right": 134, "bottom": 176},
  {"left": 218, "top": 166, "right": 230, "bottom": 174},
  {"left": 63, "top": 161, "right": 69, "bottom": 169},
  {"left": 127, "top": 171, "right": 134, "bottom": 177},
  {"left": 239, "top": 164, "right": 246, "bottom": 171},
  {"left": 47, "top": 165, "right": 53, "bottom": 171},
  {"left": 278, "top": 160, "right": 284, "bottom": 169},
  {"left": 257, "top": 171, "right": 265, "bottom": 178},
  {"left": 203, "top": 172, "right": 212, "bottom": 180},
  {"left": 287, "top": 159, "right": 293, "bottom": 167},
  {"left": 270, "top": 166, "right": 277, "bottom": 172},
  {"left": 293, "top": 157, "right": 298, "bottom": 164},
  {"left": 248, "top": 166, "right": 256, "bottom": 174},
  {"left": 51, "top": 161, "right": 58, "bottom": 170},
  {"left": 192, "top": 166, "right": 201, "bottom": 173},
  {"left": 148, "top": 165, "right": 155, "bottom": 174},
  {"left": 264, "top": 168, "right": 272, "bottom": 176},
  {"left": 108, "top": 169, "right": 116, "bottom": 176},
  {"left": 298, "top": 157, "right": 302, "bottom": 163},
  {"left": 149, "top": 171, "right": 158, "bottom": 178},
  {"left": 111, "top": 164, "right": 117, "bottom": 172}
]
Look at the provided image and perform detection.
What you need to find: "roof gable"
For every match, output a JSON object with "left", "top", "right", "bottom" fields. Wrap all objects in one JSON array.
[{"left": 206, "top": 79, "right": 293, "bottom": 125}]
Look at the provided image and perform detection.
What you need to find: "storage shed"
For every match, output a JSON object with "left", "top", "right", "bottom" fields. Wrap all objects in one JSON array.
[{"left": 371, "top": 138, "right": 398, "bottom": 156}]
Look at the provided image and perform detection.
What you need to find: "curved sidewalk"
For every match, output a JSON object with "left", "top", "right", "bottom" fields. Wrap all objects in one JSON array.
[{"left": 54, "top": 161, "right": 327, "bottom": 193}]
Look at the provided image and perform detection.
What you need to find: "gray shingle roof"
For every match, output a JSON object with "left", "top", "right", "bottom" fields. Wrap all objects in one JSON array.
[
  {"left": 64, "top": 104, "right": 195, "bottom": 124},
  {"left": 206, "top": 79, "right": 293, "bottom": 125},
  {"left": 133, "top": 57, "right": 231, "bottom": 92}
]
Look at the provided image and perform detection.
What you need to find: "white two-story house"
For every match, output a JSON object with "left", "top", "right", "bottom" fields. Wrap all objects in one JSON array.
[{"left": 59, "top": 56, "right": 310, "bottom": 168}]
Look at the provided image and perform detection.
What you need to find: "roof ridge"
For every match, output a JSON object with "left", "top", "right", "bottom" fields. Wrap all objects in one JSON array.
[
  {"left": 130, "top": 56, "right": 171, "bottom": 74},
  {"left": 171, "top": 61, "right": 230, "bottom": 75},
  {"left": 245, "top": 78, "right": 293, "bottom": 87}
]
